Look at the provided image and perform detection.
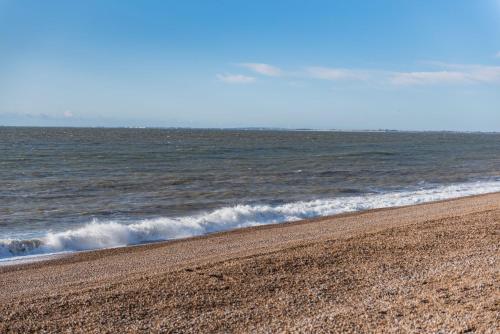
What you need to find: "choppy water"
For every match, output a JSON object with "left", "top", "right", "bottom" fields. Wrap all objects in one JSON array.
[{"left": 1, "top": 127, "right": 500, "bottom": 260}]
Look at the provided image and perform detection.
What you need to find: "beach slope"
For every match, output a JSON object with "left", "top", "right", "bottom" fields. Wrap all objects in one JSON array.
[{"left": 1, "top": 193, "right": 499, "bottom": 333}]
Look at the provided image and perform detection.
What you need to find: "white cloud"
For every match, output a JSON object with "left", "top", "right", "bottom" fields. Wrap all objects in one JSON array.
[
  {"left": 466, "top": 65, "right": 500, "bottom": 83},
  {"left": 391, "top": 71, "right": 469, "bottom": 85},
  {"left": 239, "top": 63, "right": 282, "bottom": 76},
  {"left": 218, "top": 60, "right": 500, "bottom": 87},
  {"left": 306, "top": 67, "right": 369, "bottom": 81},
  {"left": 216, "top": 73, "right": 255, "bottom": 84},
  {"left": 391, "top": 64, "right": 500, "bottom": 86}
]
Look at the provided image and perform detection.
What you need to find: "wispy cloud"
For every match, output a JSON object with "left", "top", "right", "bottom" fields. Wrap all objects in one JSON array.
[
  {"left": 239, "top": 63, "right": 282, "bottom": 76},
  {"left": 391, "top": 71, "right": 469, "bottom": 85},
  {"left": 219, "top": 60, "right": 500, "bottom": 87},
  {"left": 216, "top": 73, "right": 255, "bottom": 84},
  {"left": 306, "top": 67, "right": 370, "bottom": 81},
  {"left": 496, "top": 51, "right": 500, "bottom": 58},
  {"left": 464, "top": 65, "right": 500, "bottom": 83},
  {"left": 391, "top": 64, "right": 500, "bottom": 86}
]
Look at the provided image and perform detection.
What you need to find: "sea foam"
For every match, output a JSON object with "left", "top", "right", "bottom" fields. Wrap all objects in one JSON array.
[{"left": 1, "top": 179, "right": 500, "bottom": 260}]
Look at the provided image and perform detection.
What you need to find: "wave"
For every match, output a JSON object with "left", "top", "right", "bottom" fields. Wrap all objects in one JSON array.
[{"left": 2, "top": 179, "right": 500, "bottom": 260}]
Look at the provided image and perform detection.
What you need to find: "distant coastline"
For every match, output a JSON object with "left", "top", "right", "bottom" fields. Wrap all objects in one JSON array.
[{"left": 0, "top": 124, "right": 499, "bottom": 134}]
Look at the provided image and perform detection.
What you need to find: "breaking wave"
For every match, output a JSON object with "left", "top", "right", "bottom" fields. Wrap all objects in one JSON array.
[{"left": 2, "top": 179, "right": 500, "bottom": 260}]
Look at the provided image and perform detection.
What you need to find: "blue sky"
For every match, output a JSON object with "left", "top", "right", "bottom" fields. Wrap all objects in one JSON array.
[{"left": 1, "top": 0, "right": 500, "bottom": 130}]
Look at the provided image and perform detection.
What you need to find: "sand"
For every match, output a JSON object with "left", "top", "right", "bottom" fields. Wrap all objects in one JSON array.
[{"left": 0, "top": 193, "right": 499, "bottom": 333}]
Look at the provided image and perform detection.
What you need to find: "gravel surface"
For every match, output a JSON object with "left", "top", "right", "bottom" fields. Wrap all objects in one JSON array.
[{"left": 1, "top": 194, "right": 499, "bottom": 333}]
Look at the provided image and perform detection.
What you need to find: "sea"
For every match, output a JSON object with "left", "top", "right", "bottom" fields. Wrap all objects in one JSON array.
[{"left": 1, "top": 127, "right": 500, "bottom": 261}]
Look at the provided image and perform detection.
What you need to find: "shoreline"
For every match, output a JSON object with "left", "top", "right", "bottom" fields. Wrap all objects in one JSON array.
[
  {"left": 1, "top": 192, "right": 499, "bottom": 332},
  {"left": 1, "top": 191, "right": 499, "bottom": 270}
]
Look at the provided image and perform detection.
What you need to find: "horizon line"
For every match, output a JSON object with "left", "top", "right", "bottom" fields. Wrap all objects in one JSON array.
[{"left": 0, "top": 125, "right": 498, "bottom": 134}]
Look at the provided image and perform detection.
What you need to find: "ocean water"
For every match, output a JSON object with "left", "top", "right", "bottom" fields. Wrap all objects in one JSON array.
[{"left": 1, "top": 127, "right": 500, "bottom": 260}]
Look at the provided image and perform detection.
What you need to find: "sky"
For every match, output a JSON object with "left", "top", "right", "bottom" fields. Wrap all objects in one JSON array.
[{"left": 1, "top": 0, "right": 500, "bottom": 131}]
